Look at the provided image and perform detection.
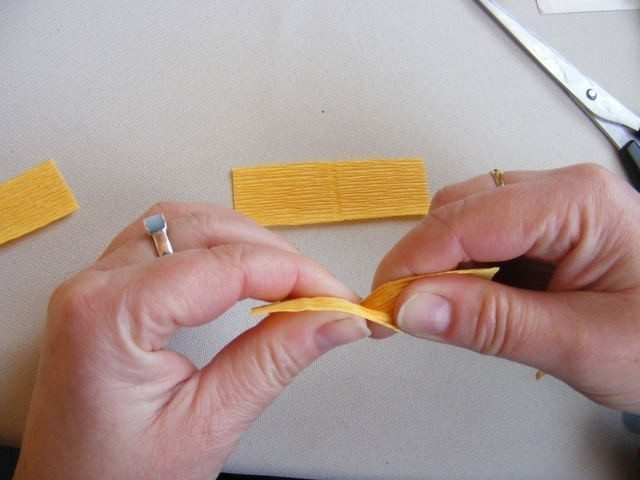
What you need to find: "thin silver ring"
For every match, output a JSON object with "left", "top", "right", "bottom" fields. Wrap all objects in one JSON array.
[
  {"left": 489, "top": 169, "right": 505, "bottom": 187},
  {"left": 143, "top": 214, "right": 174, "bottom": 256}
]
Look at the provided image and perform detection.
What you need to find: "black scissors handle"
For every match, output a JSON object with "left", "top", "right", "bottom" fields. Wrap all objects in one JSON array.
[{"left": 620, "top": 141, "right": 640, "bottom": 193}]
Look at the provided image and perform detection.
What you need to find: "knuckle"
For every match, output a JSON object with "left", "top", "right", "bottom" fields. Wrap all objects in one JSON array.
[
  {"left": 186, "top": 383, "right": 230, "bottom": 443},
  {"left": 562, "top": 163, "right": 630, "bottom": 216},
  {"left": 48, "top": 272, "right": 107, "bottom": 330},
  {"left": 470, "top": 293, "right": 501, "bottom": 355},
  {"left": 150, "top": 200, "right": 169, "bottom": 213},
  {"left": 568, "top": 162, "right": 608, "bottom": 181},
  {"left": 427, "top": 202, "right": 471, "bottom": 261},
  {"left": 470, "top": 290, "right": 522, "bottom": 357},
  {"left": 246, "top": 322, "right": 308, "bottom": 393},
  {"left": 210, "top": 243, "right": 250, "bottom": 274},
  {"left": 431, "top": 196, "right": 471, "bottom": 222},
  {"left": 202, "top": 332, "right": 305, "bottom": 423},
  {"left": 205, "top": 243, "right": 253, "bottom": 297},
  {"left": 148, "top": 200, "right": 179, "bottom": 218},
  {"left": 184, "top": 210, "right": 218, "bottom": 243},
  {"left": 565, "top": 163, "right": 614, "bottom": 194},
  {"left": 260, "top": 334, "right": 305, "bottom": 387},
  {"left": 186, "top": 209, "right": 212, "bottom": 228},
  {"left": 431, "top": 185, "right": 456, "bottom": 210}
]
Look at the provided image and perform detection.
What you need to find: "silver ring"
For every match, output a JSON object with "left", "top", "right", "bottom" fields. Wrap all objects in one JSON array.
[
  {"left": 489, "top": 169, "right": 505, "bottom": 187},
  {"left": 143, "top": 214, "right": 174, "bottom": 256}
]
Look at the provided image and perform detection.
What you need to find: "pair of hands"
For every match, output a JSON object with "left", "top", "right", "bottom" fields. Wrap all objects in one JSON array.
[{"left": 15, "top": 164, "right": 640, "bottom": 479}]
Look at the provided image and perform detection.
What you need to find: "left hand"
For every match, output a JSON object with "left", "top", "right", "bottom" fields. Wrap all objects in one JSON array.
[{"left": 15, "top": 202, "right": 370, "bottom": 480}]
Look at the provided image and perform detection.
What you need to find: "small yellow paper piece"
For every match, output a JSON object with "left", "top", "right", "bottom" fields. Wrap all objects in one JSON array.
[
  {"left": 232, "top": 158, "right": 429, "bottom": 226},
  {"left": 0, "top": 160, "right": 79, "bottom": 245},
  {"left": 252, "top": 267, "right": 499, "bottom": 331}
]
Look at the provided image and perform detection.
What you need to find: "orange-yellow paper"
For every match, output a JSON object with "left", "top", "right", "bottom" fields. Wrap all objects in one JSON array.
[
  {"left": 252, "top": 267, "right": 499, "bottom": 331},
  {"left": 0, "top": 160, "right": 78, "bottom": 245},
  {"left": 232, "top": 159, "right": 429, "bottom": 226}
]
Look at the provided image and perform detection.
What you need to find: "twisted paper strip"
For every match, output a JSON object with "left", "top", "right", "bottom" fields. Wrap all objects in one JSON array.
[{"left": 253, "top": 267, "right": 499, "bottom": 331}]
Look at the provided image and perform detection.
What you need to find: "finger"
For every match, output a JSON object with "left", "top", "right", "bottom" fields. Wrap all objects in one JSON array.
[
  {"left": 371, "top": 167, "right": 538, "bottom": 342},
  {"left": 373, "top": 164, "right": 635, "bottom": 290},
  {"left": 392, "top": 273, "right": 597, "bottom": 381},
  {"left": 95, "top": 202, "right": 297, "bottom": 270},
  {"left": 105, "top": 244, "right": 360, "bottom": 351},
  {"left": 174, "top": 311, "right": 370, "bottom": 452},
  {"left": 368, "top": 322, "right": 397, "bottom": 339},
  {"left": 430, "top": 170, "right": 548, "bottom": 210},
  {"left": 102, "top": 202, "right": 276, "bottom": 255}
]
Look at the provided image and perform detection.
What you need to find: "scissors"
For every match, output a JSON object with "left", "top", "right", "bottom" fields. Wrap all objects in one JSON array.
[{"left": 475, "top": 0, "right": 640, "bottom": 192}]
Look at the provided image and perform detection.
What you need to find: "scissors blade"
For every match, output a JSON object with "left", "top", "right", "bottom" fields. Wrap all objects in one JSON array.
[
  {"left": 475, "top": 0, "right": 640, "bottom": 133},
  {"left": 592, "top": 116, "right": 639, "bottom": 151}
]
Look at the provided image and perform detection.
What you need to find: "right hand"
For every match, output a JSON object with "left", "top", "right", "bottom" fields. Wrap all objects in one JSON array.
[{"left": 373, "top": 164, "right": 640, "bottom": 413}]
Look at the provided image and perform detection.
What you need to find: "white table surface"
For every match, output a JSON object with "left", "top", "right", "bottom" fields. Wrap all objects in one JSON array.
[{"left": 1, "top": 1, "right": 639, "bottom": 478}]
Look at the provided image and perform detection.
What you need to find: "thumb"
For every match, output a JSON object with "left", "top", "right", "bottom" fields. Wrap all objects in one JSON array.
[
  {"left": 395, "top": 274, "right": 590, "bottom": 376},
  {"left": 187, "top": 311, "right": 370, "bottom": 445}
]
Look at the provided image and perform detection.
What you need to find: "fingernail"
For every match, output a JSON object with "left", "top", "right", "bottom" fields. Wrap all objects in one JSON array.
[
  {"left": 314, "top": 317, "right": 371, "bottom": 352},
  {"left": 397, "top": 292, "right": 451, "bottom": 338}
]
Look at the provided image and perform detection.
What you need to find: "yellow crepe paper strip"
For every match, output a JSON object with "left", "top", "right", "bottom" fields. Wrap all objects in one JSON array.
[
  {"left": 254, "top": 297, "right": 393, "bottom": 327},
  {"left": 232, "top": 159, "right": 429, "bottom": 226},
  {"left": 0, "top": 160, "right": 78, "bottom": 245},
  {"left": 252, "top": 267, "right": 499, "bottom": 331}
]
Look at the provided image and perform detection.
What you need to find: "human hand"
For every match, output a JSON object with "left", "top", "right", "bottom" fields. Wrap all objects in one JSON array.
[
  {"left": 15, "top": 202, "right": 370, "bottom": 480},
  {"left": 373, "top": 164, "right": 640, "bottom": 413}
]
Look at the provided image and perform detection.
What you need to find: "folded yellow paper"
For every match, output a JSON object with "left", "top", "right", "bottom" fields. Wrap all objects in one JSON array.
[
  {"left": 0, "top": 160, "right": 78, "bottom": 245},
  {"left": 252, "top": 267, "right": 499, "bottom": 331},
  {"left": 232, "top": 159, "right": 429, "bottom": 226}
]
